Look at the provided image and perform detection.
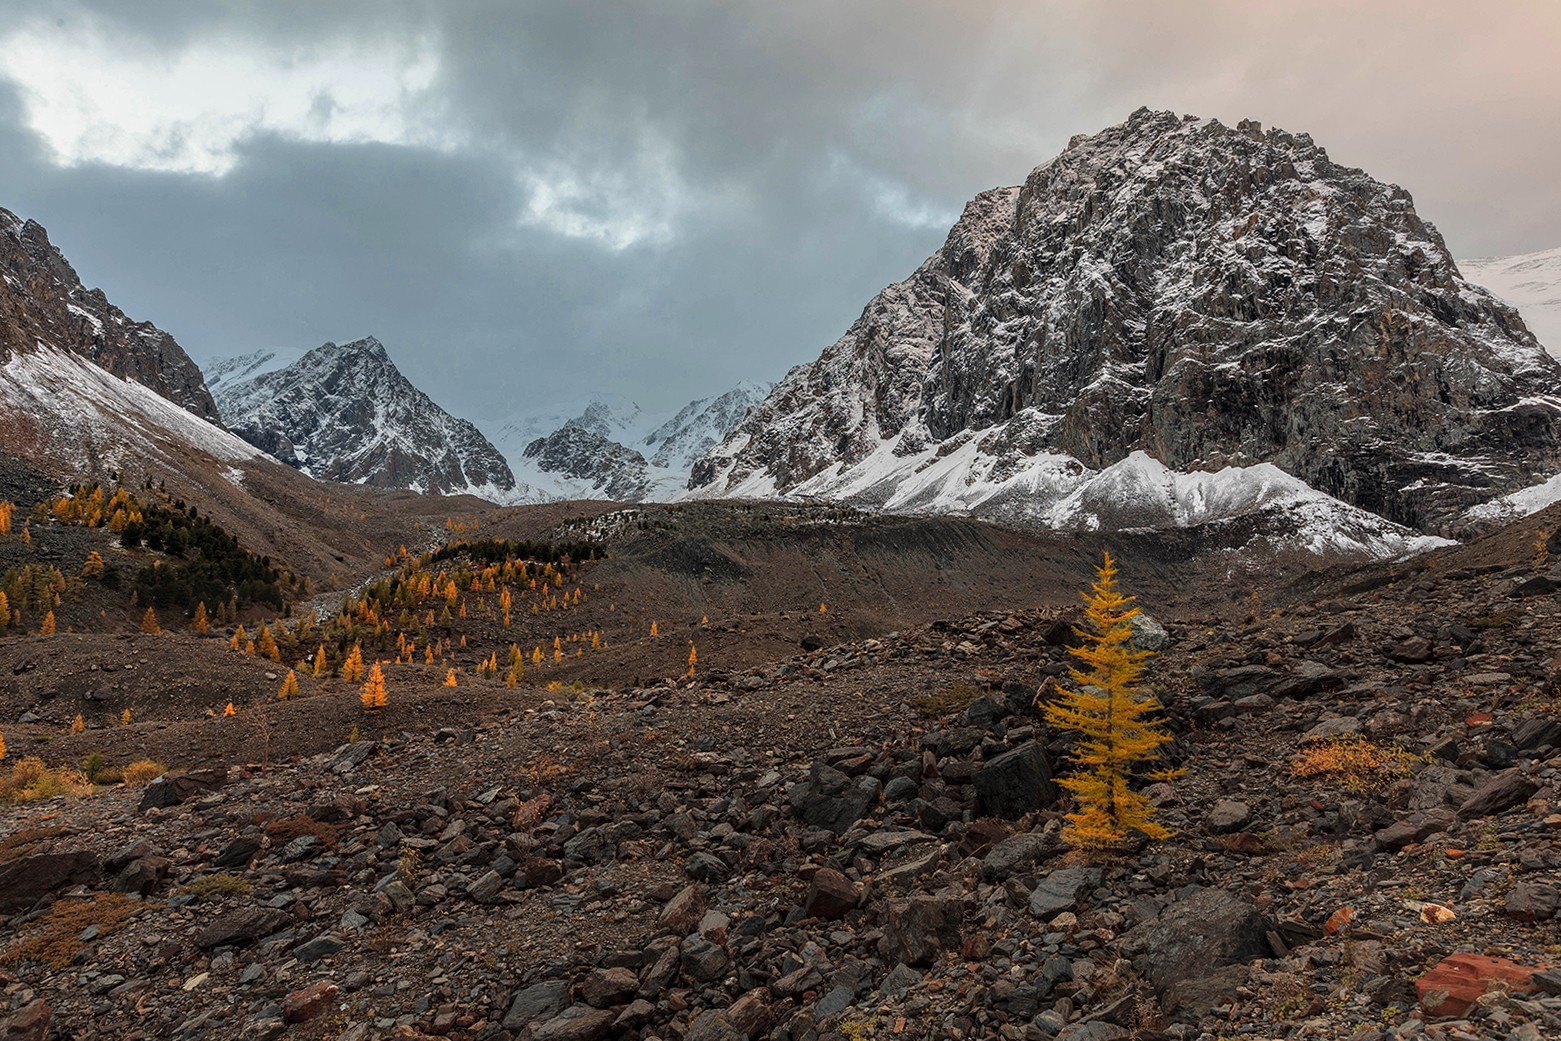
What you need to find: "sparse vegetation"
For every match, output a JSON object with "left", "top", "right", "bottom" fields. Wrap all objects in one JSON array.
[
  {"left": 180, "top": 873, "right": 253, "bottom": 902},
  {"left": 0, "top": 893, "right": 146, "bottom": 968},
  {"left": 1289, "top": 735, "right": 1421, "bottom": 794}
]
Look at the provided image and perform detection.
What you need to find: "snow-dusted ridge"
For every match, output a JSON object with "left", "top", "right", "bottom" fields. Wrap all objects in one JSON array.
[
  {"left": 1, "top": 343, "right": 261, "bottom": 471},
  {"left": 691, "top": 109, "right": 1561, "bottom": 536},
  {"left": 212, "top": 337, "right": 516, "bottom": 499}
]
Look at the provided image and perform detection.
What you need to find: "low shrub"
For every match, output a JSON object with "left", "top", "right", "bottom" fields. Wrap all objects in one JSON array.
[
  {"left": 1289, "top": 735, "right": 1421, "bottom": 794},
  {"left": 181, "top": 873, "right": 252, "bottom": 902},
  {"left": 0, "top": 893, "right": 145, "bottom": 968}
]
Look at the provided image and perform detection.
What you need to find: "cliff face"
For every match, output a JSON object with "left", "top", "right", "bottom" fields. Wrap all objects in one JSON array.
[
  {"left": 0, "top": 207, "right": 219, "bottom": 421},
  {"left": 693, "top": 109, "right": 1561, "bottom": 532}
]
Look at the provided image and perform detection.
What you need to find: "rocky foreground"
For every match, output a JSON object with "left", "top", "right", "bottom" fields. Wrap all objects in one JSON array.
[{"left": 5, "top": 531, "right": 1561, "bottom": 1041}]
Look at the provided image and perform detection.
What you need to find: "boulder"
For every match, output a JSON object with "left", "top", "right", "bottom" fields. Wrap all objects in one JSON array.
[
  {"left": 0, "top": 850, "right": 100, "bottom": 913},
  {"left": 658, "top": 884, "right": 707, "bottom": 934},
  {"left": 804, "top": 867, "right": 859, "bottom": 920},
  {"left": 503, "top": 981, "right": 569, "bottom": 1030},
  {"left": 1416, "top": 953, "right": 1538, "bottom": 1018},
  {"left": 973, "top": 741, "right": 1056, "bottom": 819},
  {"left": 1506, "top": 881, "right": 1560, "bottom": 923},
  {"left": 1028, "top": 867, "right": 1102, "bottom": 918},
  {"left": 581, "top": 967, "right": 638, "bottom": 1008},
  {"left": 532, "top": 1006, "right": 616, "bottom": 1041},
  {"left": 194, "top": 906, "right": 291, "bottom": 949},
  {"left": 789, "top": 762, "right": 869, "bottom": 834},
  {"left": 138, "top": 768, "right": 225, "bottom": 813},
  {"left": 1121, "top": 887, "right": 1271, "bottom": 1016},
  {"left": 881, "top": 895, "right": 962, "bottom": 966},
  {"left": 282, "top": 980, "right": 339, "bottom": 1024},
  {"left": 1457, "top": 768, "right": 1538, "bottom": 818},
  {"left": 0, "top": 999, "right": 49, "bottom": 1041}
]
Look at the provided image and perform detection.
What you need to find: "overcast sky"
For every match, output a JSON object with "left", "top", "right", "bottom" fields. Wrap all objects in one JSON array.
[{"left": 1, "top": 1, "right": 1557, "bottom": 423}]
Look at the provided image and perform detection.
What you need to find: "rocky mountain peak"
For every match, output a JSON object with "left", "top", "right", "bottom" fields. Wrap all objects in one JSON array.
[
  {"left": 692, "top": 110, "right": 1561, "bottom": 533},
  {"left": 0, "top": 205, "right": 220, "bottom": 422},
  {"left": 212, "top": 337, "right": 516, "bottom": 498}
]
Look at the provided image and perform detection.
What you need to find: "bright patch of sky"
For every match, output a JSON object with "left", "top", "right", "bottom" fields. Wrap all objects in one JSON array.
[{"left": 0, "top": 21, "right": 448, "bottom": 175}]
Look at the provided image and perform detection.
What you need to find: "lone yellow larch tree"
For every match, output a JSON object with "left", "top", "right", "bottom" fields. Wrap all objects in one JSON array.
[
  {"left": 278, "top": 670, "right": 299, "bottom": 700},
  {"left": 139, "top": 607, "right": 161, "bottom": 634},
  {"left": 39, "top": 610, "right": 56, "bottom": 636},
  {"left": 1042, "top": 552, "right": 1172, "bottom": 850},
  {"left": 361, "top": 662, "right": 388, "bottom": 710},
  {"left": 191, "top": 602, "right": 210, "bottom": 634}
]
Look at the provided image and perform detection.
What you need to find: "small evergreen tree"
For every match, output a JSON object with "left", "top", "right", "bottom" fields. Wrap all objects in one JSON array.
[
  {"left": 140, "top": 607, "right": 161, "bottom": 634},
  {"left": 444, "top": 669, "right": 458, "bottom": 687},
  {"left": 1042, "top": 552, "right": 1172, "bottom": 850},
  {"left": 69, "top": 713, "right": 84, "bottom": 734},
  {"left": 223, "top": 702, "right": 237, "bottom": 717},
  {"left": 191, "top": 602, "right": 210, "bottom": 634},
  {"left": 278, "top": 670, "right": 299, "bottom": 700},
  {"left": 255, "top": 623, "right": 280, "bottom": 661},
  {"left": 39, "top": 610, "right": 56, "bottom": 636},
  {"left": 121, "top": 708, "right": 132, "bottom": 726},
  {"left": 81, "top": 551, "right": 105, "bottom": 579}
]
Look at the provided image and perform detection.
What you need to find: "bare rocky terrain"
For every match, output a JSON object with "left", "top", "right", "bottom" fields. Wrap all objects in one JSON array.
[{"left": 3, "top": 477, "right": 1561, "bottom": 1041}]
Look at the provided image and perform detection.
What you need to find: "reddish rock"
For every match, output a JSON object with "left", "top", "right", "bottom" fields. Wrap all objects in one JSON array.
[
  {"left": 283, "top": 980, "right": 340, "bottom": 1024},
  {"left": 658, "top": 883, "right": 708, "bottom": 934},
  {"left": 804, "top": 868, "right": 858, "bottom": 920},
  {"left": 1416, "top": 953, "right": 1538, "bottom": 1018},
  {"left": 0, "top": 998, "right": 50, "bottom": 1041}
]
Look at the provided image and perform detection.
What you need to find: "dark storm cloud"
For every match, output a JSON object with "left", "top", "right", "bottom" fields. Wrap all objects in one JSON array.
[{"left": 0, "top": 1, "right": 1557, "bottom": 422}]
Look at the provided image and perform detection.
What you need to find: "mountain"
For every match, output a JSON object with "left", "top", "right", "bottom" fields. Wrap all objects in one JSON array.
[
  {"left": 1461, "top": 247, "right": 1561, "bottom": 357},
  {"left": 691, "top": 109, "right": 1561, "bottom": 540},
  {"left": 491, "top": 383, "right": 772, "bottom": 503},
  {"left": 0, "top": 206, "right": 218, "bottom": 421},
  {"left": 212, "top": 337, "right": 516, "bottom": 498}
]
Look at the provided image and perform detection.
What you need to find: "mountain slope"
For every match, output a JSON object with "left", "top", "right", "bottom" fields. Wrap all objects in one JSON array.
[
  {"left": 1461, "top": 247, "right": 1561, "bottom": 357},
  {"left": 0, "top": 206, "right": 218, "bottom": 421},
  {"left": 213, "top": 337, "right": 517, "bottom": 498},
  {"left": 691, "top": 109, "right": 1561, "bottom": 534}
]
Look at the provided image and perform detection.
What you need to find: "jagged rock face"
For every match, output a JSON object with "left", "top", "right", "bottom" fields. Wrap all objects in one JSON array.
[
  {"left": 0, "top": 206, "right": 219, "bottom": 421},
  {"left": 641, "top": 382, "right": 773, "bottom": 471},
  {"left": 214, "top": 337, "right": 516, "bottom": 497},
  {"left": 692, "top": 109, "right": 1561, "bottom": 531},
  {"left": 522, "top": 425, "right": 650, "bottom": 501}
]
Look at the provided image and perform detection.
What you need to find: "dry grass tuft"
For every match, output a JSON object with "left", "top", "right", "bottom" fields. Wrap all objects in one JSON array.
[
  {"left": 263, "top": 813, "right": 340, "bottom": 849},
  {"left": 120, "top": 759, "right": 168, "bottom": 786},
  {"left": 0, "top": 757, "right": 92, "bottom": 805}
]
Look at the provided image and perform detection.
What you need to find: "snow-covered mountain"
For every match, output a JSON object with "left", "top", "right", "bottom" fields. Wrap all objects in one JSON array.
[
  {"left": 1461, "top": 247, "right": 1561, "bottom": 358},
  {"left": 487, "top": 382, "right": 772, "bottom": 503},
  {"left": 212, "top": 337, "right": 517, "bottom": 498},
  {"left": 0, "top": 206, "right": 219, "bottom": 422},
  {"left": 691, "top": 109, "right": 1561, "bottom": 546}
]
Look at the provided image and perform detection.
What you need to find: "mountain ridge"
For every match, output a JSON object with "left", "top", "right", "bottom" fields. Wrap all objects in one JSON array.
[{"left": 690, "top": 109, "right": 1561, "bottom": 536}]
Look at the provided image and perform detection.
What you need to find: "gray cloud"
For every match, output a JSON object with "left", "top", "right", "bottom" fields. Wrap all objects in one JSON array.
[{"left": 1, "top": 1, "right": 1557, "bottom": 422}]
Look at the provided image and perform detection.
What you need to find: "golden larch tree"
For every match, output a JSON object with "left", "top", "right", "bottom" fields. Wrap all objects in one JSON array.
[
  {"left": 255, "top": 623, "right": 280, "bottom": 661},
  {"left": 0, "top": 500, "right": 12, "bottom": 535},
  {"left": 191, "top": 602, "right": 210, "bottom": 634},
  {"left": 444, "top": 669, "right": 458, "bottom": 687},
  {"left": 0, "top": 592, "right": 9, "bottom": 632},
  {"left": 313, "top": 645, "right": 329, "bottom": 677},
  {"left": 1042, "top": 552, "right": 1172, "bottom": 850},
  {"left": 278, "top": 670, "right": 299, "bottom": 700},
  {"left": 687, "top": 643, "right": 697, "bottom": 678},
  {"left": 120, "top": 708, "right": 132, "bottom": 726},
  {"left": 223, "top": 702, "right": 237, "bottom": 717},
  {"left": 0, "top": 728, "right": 6, "bottom": 761},
  {"left": 69, "top": 713, "right": 85, "bottom": 734},
  {"left": 39, "top": 610, "right": 56, "bottom": 636},
  {"left": 140, "top": 607, "right": 161, "bottom": 634},
  {"left": 361, "top": 662, "right": 388, "bottom": 710},
  {"left": 81, "top": 551, "right": 105, "bottom": 579},
  {"left": 341, "top": 644, "right": 366, "bottom": 683}
]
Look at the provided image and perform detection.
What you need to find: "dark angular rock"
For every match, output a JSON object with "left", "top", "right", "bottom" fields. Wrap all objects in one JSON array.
[
  {"left": 1121, "top": 887, "right": 1272, "bottom": 1016},
  {"left": 789, "top": 762, "right": 869, "bottom": 834},
  {"left": 973, "top": 741, "right": 1056, "bottom": 819},
  {"left": 1457, "top": 768, "right": 1538, "bottom": 819},
  {"left": 804, "top": 867, "right": 859, "bottom": 920},
  {"left": 658, "top": 884, "right": 707, "bottom": 934},
  {"left": 194, "top": 907, "right": 291, "bottom": 950},
  {"left": 581, "top": 967, "right": 638, "bottom": 1008},
  {"left": 531, "top": 1005, "right": 615, "bottom": 1041},
  {"left": 1028, "top": 867, "right": 1102, "bottom": 917},
  {"left": 0, "top": 850, "right": 100, "bottom": 913},
  {"left": 881, "top": 895, "right": 962, "bottom": 966},
  {"left": 1506, "top": 881, "right": 1560, "bottom": 923},
  {"left": 503, "top": 981, "right": 569, "bottom": 1030},
  {"left": 138, "top": 768, "right": 225, "bottom": 813}
]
